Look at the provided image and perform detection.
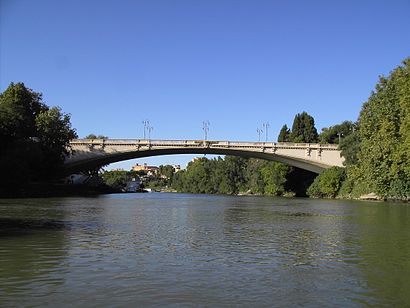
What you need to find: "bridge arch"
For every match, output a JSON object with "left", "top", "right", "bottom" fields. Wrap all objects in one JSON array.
[{"left": 65, "top": 139, "right": 344, "bottom": 174}]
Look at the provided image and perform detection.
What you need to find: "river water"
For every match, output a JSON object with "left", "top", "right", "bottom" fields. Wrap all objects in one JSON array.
[{"left": 0, "top": 193, "right": 409, "bottom": 306}]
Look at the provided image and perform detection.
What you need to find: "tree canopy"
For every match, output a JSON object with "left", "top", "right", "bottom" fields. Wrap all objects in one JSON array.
[
  {"left": 312, "top": 58, "right": 410, "bottom": 200},
  {"left": 278, "top": 124, "right": 290, "bottom": 142},
  {"left": 0, "top": 83, "right": 77, "bottom": 189},
  {"left": 349, "top": 58, "right": 410, "bottom": 199},
  {"left": 319, "top": 121, "right": 356, "bottom": 144},
  {"left": 171, "top": 156, "right": 310, "bottom": 196},
  {"left": 277, "top": 111, "right": 318, "bottom": 143},
  {"left": 84, "top": 134, "right": 108, "bottom": 139}
]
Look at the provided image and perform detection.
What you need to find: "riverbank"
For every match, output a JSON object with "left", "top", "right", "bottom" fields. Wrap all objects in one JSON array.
[{"left": 1, "top": 182, "right": 407, "bottom": 203}]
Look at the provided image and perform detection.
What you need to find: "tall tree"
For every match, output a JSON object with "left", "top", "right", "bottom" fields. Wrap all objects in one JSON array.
[
  {"left": 159, "top": 165, "right": 175, "bottom": 184},
  {"left": 36, "top": 107, "right": 77, "bottom": 167},
  {"left": 339, "top": 131, "right": 360, "bottom": 165},
  {"left": 277, "top": 124, "right": 290, "bottom": 142},
  {"left": 349, "top": 58, "right": 410, "bottom": 199},
  {"left": 0, "top": 83, "right": 77, "bottom": 188},
  {"left": 0, "top": 82, "right": 47, "bottom": 145},
  {"left": 289, "top": 112, "right": 319, "bottom": 143},
  {"left": 260, "top": 162, "right": 289, "bottom": 195}
]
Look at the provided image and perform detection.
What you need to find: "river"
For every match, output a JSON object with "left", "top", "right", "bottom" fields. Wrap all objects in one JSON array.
[{"left": 0, "top": 193, "right": 409, "bottom": 306}]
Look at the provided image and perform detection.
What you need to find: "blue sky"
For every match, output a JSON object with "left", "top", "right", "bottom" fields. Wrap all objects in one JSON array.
[{"left": 1, "top": 0, "right": 409, "bottom": 169}]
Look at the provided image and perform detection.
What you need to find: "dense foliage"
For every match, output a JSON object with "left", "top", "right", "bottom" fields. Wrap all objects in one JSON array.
[
  {"left": 311, "top": 58, "right": 410, "bottom": 201},
  {"left": 277, "top": 125, "right": 290, "bottom": 142},
  {"left": 277, "top": 111, "right": 318, "bottom": 143},
  {"left": 307, "top": 167, "right": 346, "bottom": 198},
  {"left": 171, "top": 156, "right": 313, "bottom": 196},
  {"left": 319, "top": 121, "right": 356, "bottom": 144},
  {"left": 100, "top": 170, "right": 139, "bottom": 190},
  {"left": 345, "top": 58, "right": 410, "bottom": 200},
  {"left": 84, "top": 134, "right": 108, "bottom": 139},
  {"left": 0, "top": 83, "right": 77, "bottom": 190}
]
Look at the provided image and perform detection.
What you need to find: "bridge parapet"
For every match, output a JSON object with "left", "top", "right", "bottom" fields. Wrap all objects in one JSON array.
[{"left": 69, "top": 139, "right": 340, "bottom": 149}]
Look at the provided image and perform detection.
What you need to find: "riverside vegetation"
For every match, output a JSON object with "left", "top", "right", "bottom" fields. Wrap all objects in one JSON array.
[
  {"left": 0, "top": 83, "right": 77, "bottom": 195},
  {"left": 1, "top": 59, "right": 409, "bottom": 200},
  {"left": 309, "top": 58, "right": 410, "bottom": 201}
]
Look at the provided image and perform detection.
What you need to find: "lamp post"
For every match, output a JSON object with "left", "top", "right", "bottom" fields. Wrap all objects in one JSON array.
[
  {"left": 337, "top": 132, "right": 343, "bottom": 144},
  {"left": 202, "top": 120, "right": 210, "bottom": 140},
  {"left": 147, "top": 126, "right": 154, "bottom": 140},
  {"left": 142, "top": 119, "right": 150, "bottom": 139},
  {"left": 262, "top": 122, "right": 270, "bottom": 141},
  {"left": 257, "top": 128, "right": 263, "bottom": 142}
]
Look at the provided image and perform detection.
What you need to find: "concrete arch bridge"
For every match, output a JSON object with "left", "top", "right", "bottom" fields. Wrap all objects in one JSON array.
[{"left": 65, "top": 139, "right": 344, "bottom": 174}]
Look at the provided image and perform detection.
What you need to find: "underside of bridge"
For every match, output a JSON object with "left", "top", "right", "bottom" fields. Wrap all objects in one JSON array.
[{"left": 64, "top": 147, "right": 333, "bottom": 175}]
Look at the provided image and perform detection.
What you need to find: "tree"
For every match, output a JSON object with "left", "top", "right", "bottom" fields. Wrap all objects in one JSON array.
[
  {"left": 219, "top": 156, "right": 246, "bottom": 194},
  {"left": 0, "top": 83, "right": 77, "bottom": 188},
  {"left": 260, "top": 162, "right": 289, "bottom": 195},
  {"left": 290, "top": 112, "right": 319, "bottom": 143},
  {"left": 170, "top": 156, "right": 294, "bottom": 196},
  {"left": 347, "top": 58, "right": 410, "bottom": 199},
  {"left": 319, "top": 121, "right": 356, "bottom": 144},
  {"left": 307, "top": 167, "right": 346, "bottom": 198},
  {"left": 159, "top": 165, "right": 175, "bottom": 186},
  {"left": 101, "top": 170, "right": 128, "bottom": 190},
  {"left": 277, "top": 125, "right": 290, "bottom": 142},
  {"left": 183, "top": 158, "right": 212, "bottom": 193},
  {"left": 36, "top": 107, "right": 77, "bottom": 171},
  {"left": 0, "top": 82, "right": 47, "bottom": 145},
  {"left": 339, "top": 131, "right": 360, "bottom": 165},
  {"left": 244, "top": 158, "right": 266, "bottom": 194},
  {"left": 85, "top": 134, "right": 108, "bottom": 139}
]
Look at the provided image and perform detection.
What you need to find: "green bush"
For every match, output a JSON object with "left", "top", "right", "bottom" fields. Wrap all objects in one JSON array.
[
  {"left": 388, "top": 179, "right": 410, "bottom": 201},
  {"left": 307, "top": 167, "right": 346, "bottom": 198}
]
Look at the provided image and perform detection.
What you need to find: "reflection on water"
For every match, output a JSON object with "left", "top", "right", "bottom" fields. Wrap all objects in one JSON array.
[
  {"left": 0, "top": 210, "right": 69, "bottom": 303},
  {"left": 0, "top": 194, "right": 409, "bottom": 306}
]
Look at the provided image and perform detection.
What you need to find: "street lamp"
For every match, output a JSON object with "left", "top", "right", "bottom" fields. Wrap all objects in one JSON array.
[
  {"left": 262, "top": 122, "right": 270, "bottom": 141},
  {"left": 202, "top": 120, "right": 210, "bottom": 140},
  {"left": 257, "top": 128, "right": 263, "bottom": 142},
  {"left": 337, "top": 132, "right": 343, "bottom": 144},
  {"left": 147, "top": 126, "right": 154, "bottom": 140},
  {"left": 142, "top": 119, "right": 150, "bottom": 139}
]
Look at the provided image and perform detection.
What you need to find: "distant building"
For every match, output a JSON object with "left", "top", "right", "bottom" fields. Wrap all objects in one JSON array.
[
  {"left": 172, "top": 164, "right": 181, "bottom": 172},
  {"left": 132, "top": 163, "right": 159, "bottom": 176}
]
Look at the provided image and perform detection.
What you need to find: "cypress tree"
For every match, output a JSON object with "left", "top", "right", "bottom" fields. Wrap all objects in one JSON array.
[
  {"left": 290, "top": 111, "right": 318, "bottom": 143},
  {"left": 277, "top": 124, "right": 290, "bottom": 142}
]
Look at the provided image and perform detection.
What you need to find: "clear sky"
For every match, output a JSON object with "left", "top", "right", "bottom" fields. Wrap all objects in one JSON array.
[{"left": 1, "top": 0, "right": 409, "bottom": 169}]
